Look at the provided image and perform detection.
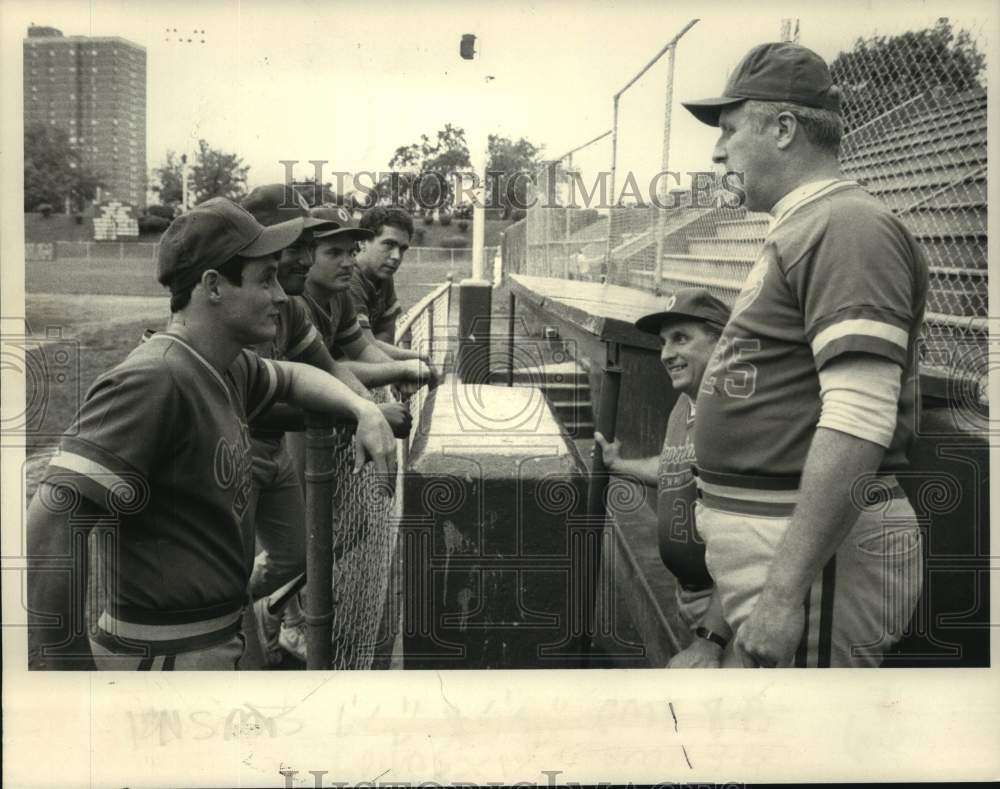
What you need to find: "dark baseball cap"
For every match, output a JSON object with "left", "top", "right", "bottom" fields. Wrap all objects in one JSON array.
[
  {"left": 634, "top": 287, "right": 731, "bottom": 335},
  {"left": 242, "top": 183, "right": 340, "bottom": 232},
  {"left": 310, "top": 204, "right": 375, "bottom": 243},
  {"left": 157, "top": 197, "right": 304, "bottom": 292},
  {"left": 682, "top": 41, "right": 841, "bottom": 127}
]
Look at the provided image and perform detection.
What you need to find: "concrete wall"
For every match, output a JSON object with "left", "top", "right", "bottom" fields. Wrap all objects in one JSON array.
[{"left": 402, "top": 384, "right": 597, "bottom": 668}]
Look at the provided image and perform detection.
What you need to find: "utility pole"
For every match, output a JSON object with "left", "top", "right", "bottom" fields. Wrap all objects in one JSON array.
[{"left": 180, "top": 153, "right": 189, "bottom": 211}]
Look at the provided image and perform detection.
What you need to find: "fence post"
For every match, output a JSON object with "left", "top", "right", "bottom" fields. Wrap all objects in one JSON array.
[
  {"left": 606, "top": 95, "right": 620, "bottom": 284},
  {"left": 584, "top": 341, "right": 622, "bottom": 660},
  {"left": 507, "top": 290, "right": 516, "bottom": 386},
  {"left": 426, "top": 302, "right": 435, "bottom": 360},
  {"left": 304, "top": 412, "right": 336, "bottom": 669},
  {"left": 652, "top": 45, "right": 677, "bottom": 296}
]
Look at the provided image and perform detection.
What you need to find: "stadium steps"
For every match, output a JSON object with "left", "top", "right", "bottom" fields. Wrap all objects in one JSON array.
[{"left": 487, "top": 362, "right": 595, "bottom": 439}]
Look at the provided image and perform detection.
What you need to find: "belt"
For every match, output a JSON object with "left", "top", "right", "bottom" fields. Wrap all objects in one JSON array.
[
  {"left": 696, "top": 474, "right": 906, "bottom": 518},
  {"left": 92, "top": 608, "right": 243, "bottom": 657}
]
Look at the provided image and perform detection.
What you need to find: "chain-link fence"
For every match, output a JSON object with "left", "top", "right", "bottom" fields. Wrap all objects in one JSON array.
[
  {"left": 505, "top": 17, "right": 989, "bottom": 391},
  {"left": 306, "top": 280, "right": 453, "bottom": 669},
  {"left": 397, "top": 280, "right": 454, "bottom": 456},
  {"left": 523, "top": 132, "right": 613, "bottom": 281}
]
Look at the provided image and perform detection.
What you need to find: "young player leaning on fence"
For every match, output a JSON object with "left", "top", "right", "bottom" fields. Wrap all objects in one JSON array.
[
  {"left": 298, "top": 202, "right": 438, "bottom": 396},
  {"left": 26, "top": 197, "right": 396, "bottom": 671},
  {"left": 349, "top": 206, "right": 442, "bottom": 391}
]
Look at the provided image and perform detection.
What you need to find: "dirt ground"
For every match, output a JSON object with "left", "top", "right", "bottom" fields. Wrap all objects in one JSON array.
[{"left": 21, "top": 252, "right": 472, "bottom": 497}]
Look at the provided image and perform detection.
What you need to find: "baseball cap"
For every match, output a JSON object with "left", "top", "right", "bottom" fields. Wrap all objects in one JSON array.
[
  {"left": 309, "top": 204, "right": 375, "bottom": 243},
  {"left": 242, "top": 183, "right": 339, "bottom": 232},
  {"left": 682, "top": 41, "right": 841, "bottom": 127},
  {"left": 634, "top": 288, "right": 731, "bottom": 335},
  {"left": 157, "top": 197, "right": 304, "bottom": 292}
]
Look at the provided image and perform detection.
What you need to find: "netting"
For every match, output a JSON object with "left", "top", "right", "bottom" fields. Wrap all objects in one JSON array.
[
  {"left": 315, "top": 281, "right": 453, "bottom": 669},
  {"left": 326, "top": 399, "right": 397, "bottom": 669},
  {"left": 526, "top": 133, "right": 613, "bottom": 281},
  {"left": 832, "top": 20, "right": 988, "bottom": 385},
  {"left": 506, "top": 17, "right": 989, "bottom": 392}
]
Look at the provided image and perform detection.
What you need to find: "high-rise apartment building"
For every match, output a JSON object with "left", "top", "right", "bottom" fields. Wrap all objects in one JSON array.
[{"left": 24, "top": 25, "right": 147, "bottom": 208}]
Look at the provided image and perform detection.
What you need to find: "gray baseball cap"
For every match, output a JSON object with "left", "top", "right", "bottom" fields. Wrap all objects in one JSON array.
[
  {"left": 682, "top": 41, "right": 842, "bottom": 127},
  {"left": 634, "top": 287, "right": 731, "bottom": 334}
]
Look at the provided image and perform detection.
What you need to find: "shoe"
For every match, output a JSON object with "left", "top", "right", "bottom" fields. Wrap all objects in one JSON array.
[
  {"left": 252, "top": 597, "right": 283, "bottom": 667},
  {"left": 278, "top": 620, "right": 308, "bottom": 662}
]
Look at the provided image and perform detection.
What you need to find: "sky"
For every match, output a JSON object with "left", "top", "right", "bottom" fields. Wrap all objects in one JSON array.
[{"left": 2, "top": 0, "right": 995, "bottom": 198}]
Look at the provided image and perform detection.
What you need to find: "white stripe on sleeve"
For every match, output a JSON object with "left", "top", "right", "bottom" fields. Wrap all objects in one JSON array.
[{"left": 811, "top": 319, "right": 909, "bottom": 358}]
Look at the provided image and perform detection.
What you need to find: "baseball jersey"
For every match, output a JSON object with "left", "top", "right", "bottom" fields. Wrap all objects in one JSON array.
[
  {"left": 348, "top": 269, "right": 402, "bottom": 335},
  {"left": 656, "top": 394, "right": 713, "bottom": 591},
  {"left": 44, "top": 334, "right": 288, "bottom": 625},
  {"left": 299, "top": 291, "right": 364, "bottom": 356},
  {"left": 694, "top": 181, "right": 928, "bottom": 506},
  {"left": 250, "top": 297, "right": 327, "bottom": 448}
]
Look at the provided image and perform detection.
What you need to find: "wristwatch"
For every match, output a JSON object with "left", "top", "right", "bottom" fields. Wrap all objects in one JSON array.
[{"left": 694, "top": 626, "right": 728, "bottom": 649}]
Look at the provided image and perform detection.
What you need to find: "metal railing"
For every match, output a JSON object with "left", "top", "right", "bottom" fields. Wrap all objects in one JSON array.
[
  {"left": 396, "top": 278, "right": 454, "bottom": 462},
  {"left": 303, "top": 278, "right": 454, "bottom": 669},
  {"left": 504, "top": 17, "right": 988, "bottom": 392}
]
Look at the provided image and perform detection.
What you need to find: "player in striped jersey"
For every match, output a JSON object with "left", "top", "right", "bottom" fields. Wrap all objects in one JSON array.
[
  {"left": 349, "top": 206, "right": 440, "bottom": 388},
  {"left": 240, "top": 185, "right": 420, "bottom": 665},
  {"left": 26, "top": 198, "right": 395, "bottom": 670},
  {"left": 683, "top": 42, "right": 927, "bottom": 667},
  {"left": 594, "top": 289, "right": 733, "bottom": 667},
  {"left": 300, "top": 204, "right": 437, "bottom": 390}
]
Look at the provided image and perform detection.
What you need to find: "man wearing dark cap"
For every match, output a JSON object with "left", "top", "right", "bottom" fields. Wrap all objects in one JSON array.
[
  {"left": 594, "top": 288, "right": 733, "bottom": 668},
  {"left": 301, "top": 204, "right": 435, "bottom": 386},
  {"left": 682, "top": 42, "right": 927, "bottom": 668},
  {"left": 240, "top": 185, "right": 424, "bottom": 664},
  {"left": 26, "top": 198, "right": 396, "bottom": 670}
]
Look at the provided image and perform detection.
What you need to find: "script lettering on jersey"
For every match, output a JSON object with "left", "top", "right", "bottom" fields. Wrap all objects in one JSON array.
[
  {"left": 213, "top": 424, "right": 254, "bottom": 521},
  {"left": 659, "top": 441, "right": 696, "bottom": 490}
]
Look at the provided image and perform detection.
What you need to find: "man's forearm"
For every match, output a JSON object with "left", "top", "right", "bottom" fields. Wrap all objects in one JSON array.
[
  {"left": 607, "top": 456, "right": 660, "bottom": 487},
  {"left": 373, "top": 338, "right": 423, "bottom": 362},
  {"left": 328, "top": 359, "right": 372, "bottom": 397},
  {"left": 762, "top": 427, "right": 886, "bottom": 602},
  {"left": 335, "top": 359, "right": 419, "bottom": 388},
  {"left": 277, "top": 360, "right": 377, "bottom": 420},
  {"left": 357, "top": 342, "right": 395, "bottom": 365}
]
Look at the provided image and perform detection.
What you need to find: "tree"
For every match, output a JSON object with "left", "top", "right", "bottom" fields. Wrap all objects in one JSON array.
[
  {"left": 486, "top": 134, "right": 543, "bottom": 218},
  {"left": 24, "top": 123, "right": 104, "bottom": 212},
  {"left": 152, "top": 151, "right": 184, "bottom": 205},
  {"left": 830, "top": 18, "right": 986, "bottom": 132},
  {"left": 153, "top": 139, "right": 250, "bottom": 207},
  {"left": 290, "top": 180, "right": 347, "bottom": 208},
  {"left": 383, "top": 123, "right": 472, "bottom": 210}
]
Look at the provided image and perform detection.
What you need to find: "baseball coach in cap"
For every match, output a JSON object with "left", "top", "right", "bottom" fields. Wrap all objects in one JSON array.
[
  {"left": 683, "top": 42, "right": 928, "bottom": 668},
  {"left": 595, "top": 288, "right": 733, "bottom": 668},
  {"left": 27, "top": 198, "right": 395, "bottom": 670}
]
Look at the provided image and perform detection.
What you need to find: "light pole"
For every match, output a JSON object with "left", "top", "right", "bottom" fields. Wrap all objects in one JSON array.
[
  {"left": 455, "top": 33, "right": 493, "bottom": 383},
  {"left": 180, "top": 153, "right": 189, "bottom": 211},
  {"left": 164, "top": 26, "right": 207, "bottom": 212}
]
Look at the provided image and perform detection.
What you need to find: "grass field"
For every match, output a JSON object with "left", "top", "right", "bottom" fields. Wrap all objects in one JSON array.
[{"left": 23, "top": 252, "right": 473, "bottom": 495}]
